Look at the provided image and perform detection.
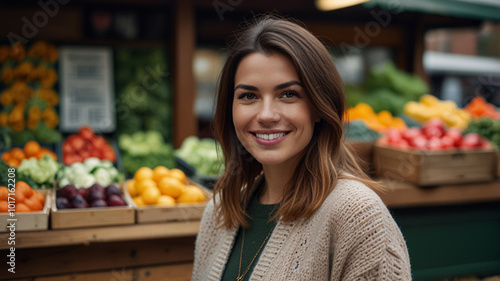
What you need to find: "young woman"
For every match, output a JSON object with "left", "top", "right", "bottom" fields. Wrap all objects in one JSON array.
[{"left": 191, "top": 16, "right": 411, "bottom": 281}]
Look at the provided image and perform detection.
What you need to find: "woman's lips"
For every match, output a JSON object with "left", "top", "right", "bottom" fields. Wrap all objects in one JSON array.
[{"left": 251, "top": 131, "right": 290, "bottom": 145}]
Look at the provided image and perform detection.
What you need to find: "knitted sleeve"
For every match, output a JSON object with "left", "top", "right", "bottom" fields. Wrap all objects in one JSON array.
[
  {"left": 191, "top": 199, "right": 217, "bottom": 281},
  {"left": 329, "top": 180, "right": 412, "bottom": 281}
]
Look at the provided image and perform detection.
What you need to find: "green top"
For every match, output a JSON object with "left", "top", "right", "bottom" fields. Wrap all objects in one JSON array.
[{"left": 221, "top": 191, "right": 279, "bottom": 281}]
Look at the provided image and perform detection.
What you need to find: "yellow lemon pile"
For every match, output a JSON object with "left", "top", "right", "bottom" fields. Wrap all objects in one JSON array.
[{"left": 127, "top": 166, "right": 206, "bottom": 207}]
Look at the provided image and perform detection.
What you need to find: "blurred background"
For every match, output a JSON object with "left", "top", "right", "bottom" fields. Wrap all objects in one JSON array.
[{"left": 0, "top": 0, "right": 499, "bottom": 280}]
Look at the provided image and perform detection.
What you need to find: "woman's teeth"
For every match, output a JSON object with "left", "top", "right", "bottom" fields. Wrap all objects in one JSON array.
[{"left": 255, "top": 132, "right": 286, "bottom": 140}]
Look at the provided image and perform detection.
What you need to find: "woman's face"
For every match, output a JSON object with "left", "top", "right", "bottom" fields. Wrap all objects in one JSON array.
[{"left": 232, "top": 52, "right": 318, "bottom": 168}]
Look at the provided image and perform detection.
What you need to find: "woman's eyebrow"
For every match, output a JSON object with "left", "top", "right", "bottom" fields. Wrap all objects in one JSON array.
[
  {"left": 274, "top": 80, "right": 302, "bottom": 90},
  {"left": 234, "top": 80, "right": 302, "bottom": 91},
  {"left": 234, "top": 84, "right": 258, "bottom": 91}
]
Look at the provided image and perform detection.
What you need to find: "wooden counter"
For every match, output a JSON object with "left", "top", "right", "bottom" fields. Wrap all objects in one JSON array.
[{"left": 1, "top": 180, "right": 499, "bottom": 280}]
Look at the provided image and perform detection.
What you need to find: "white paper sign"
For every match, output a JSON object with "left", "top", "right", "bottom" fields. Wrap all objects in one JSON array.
[{"left": 59, "top": 46, "right": 115, "bottom": 133}]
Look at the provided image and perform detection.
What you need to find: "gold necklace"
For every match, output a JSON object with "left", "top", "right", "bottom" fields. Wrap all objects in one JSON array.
[{"left": 237, "top": 226, "right": 275, "bottom": 281}]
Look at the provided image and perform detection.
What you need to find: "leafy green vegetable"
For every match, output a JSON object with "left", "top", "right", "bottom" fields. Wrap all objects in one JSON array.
[
  {"left": 17, "top": 155, "right": 61, "bottom": 189},
  {"left": 175, "top": 136, "right": 225, "bottom": 177}
]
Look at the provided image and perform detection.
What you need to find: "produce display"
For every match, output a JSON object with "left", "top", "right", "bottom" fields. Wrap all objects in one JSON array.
[
  {"left": 465, "top": 117, "right": 500, "bottom": 149},
  {"left": 346, "top": 103, "right": 407, "bottom": 133},
  {"left": 127, "top": 166, "right": 206, "bottom": 207},
  {"left": 344, "top": 120, "right": 382, "bottom": 142},
  {"left": 383, "top": 118, "right": 490, "bottom": 150},
  {"left": 403, "top": 95, "right": 470, "bottom": 130},
  {"left": 0, "top": 181, "right": 45, "bottom": 212},
  {"left": 57, "top": 158, "right": 122, "bottom": 189},
  {"left": 174, "top": 136, "right": 225, "bottom": 177},
  {"left": 464, "top": 96, "right": 500, "bottom": 119},
  {"left": 17, "top": 155, "right": 60, "bottom": 189},
  {"left": 346, "top": 62, "right": 428, "bottom": 116},
  {"left": 114, "top": 47, "right": 173, "bottom": 141},
  {"left": 1, "top": 140, "right": 56, "bottom": 167},
  {"left": 62, "top": 126, "right": 116, "bottom": 165},
  {"left": 56, "top": 183, "right": 127, "bottom": 209},
  {"left": 0, "top": 41, "right": 62, "bottom": 145},
  {"left": 118, "top": 130, "right": 176, "bottom": 175}
]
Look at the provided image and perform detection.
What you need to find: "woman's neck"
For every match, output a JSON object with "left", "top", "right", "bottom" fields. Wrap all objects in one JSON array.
[{"left": 260, "top": 161, "right": 296, "bottom": 205}]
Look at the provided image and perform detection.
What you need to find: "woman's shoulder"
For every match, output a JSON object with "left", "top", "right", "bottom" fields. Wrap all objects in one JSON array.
[{"left": 317, "top": 177, "right": 388, "bottom": 223}]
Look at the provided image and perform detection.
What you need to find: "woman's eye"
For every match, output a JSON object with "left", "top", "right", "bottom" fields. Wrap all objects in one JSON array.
[
  {"left": 238, "top": 93, "right": 256, "bottom": 100},
  {"left": 281, "top": 91, "right": 298, "bottom": 99}
]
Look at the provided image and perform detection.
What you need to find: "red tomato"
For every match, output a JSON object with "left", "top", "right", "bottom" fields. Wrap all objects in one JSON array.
[
  {"left": 423, "top": 118, "right": 446, "bottom": 129},
  {"left": 90, "top": 135, "right": 107, "bottom": 150},
  {"left": 445, "top": 127, "right": 463, "bottom": 147},
  {"left": 386, "top": 128, "right": 402, "bottom": 145},
  {"left": 426, "top": 137, "right": 442, "bottom": 150},
  {"left": 63, "top": 153, "right": 83, "bottom": 165},
  {"left": 89, "top": 149, "right": 102, "bottom": 159},
  {"left": 78, "top": 126, "right": 95, "bottom": 141},
  {"left": 101, "top": 147, "right": 116, "bottom": 162},
  {"left": 396, "top": 139, "right": 410, "bottom": 149},
  {"left": 422, "top": 126, "right": 445, "bottom": 139},
  {"left": 440, "top": 136, "right": 455, "bottom": 149},
  {"left": 402, "top": 128, "right": 422, "bottom": 143},
  {"left": 67, "top": 135, "right": 85, "bottom": 152},
  {"left": 409, "top": 135, "right": 427, "bottom": 149},
  {"left": 461, "top": 133, "right": 484, "bottom": 148},
  {"left": 62, "top": 142, "right": 74, "bottom": 155}
]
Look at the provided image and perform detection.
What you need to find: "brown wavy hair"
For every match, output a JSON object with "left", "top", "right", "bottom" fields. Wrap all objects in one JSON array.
[{"left": 212, "top": 15, "right": 382, "bottom": 229}]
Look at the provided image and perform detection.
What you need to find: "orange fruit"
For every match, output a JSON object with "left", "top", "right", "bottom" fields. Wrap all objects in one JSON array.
[
  {"left": 0, "top": 186, "right": 8, "bottom": 201},
  {"left": 24, "top": 197, "right": 43, "bottom": 211},
  {"left": 0, "top": 201, "right": 8, "bottom": 213},
  {"left": 126, "top": 179, "right": 137, "bottom": 197},
  {"left": 177, "top": 185, "right": 206, "bottom": 204},
  {"left": 158, "top": 177, "right": 184, "bottom": 198},
  {"left": 157, "top": 195, "right": 176, "bottom": 207},
  {"left": 10, "top": 147, "right": 25, "bottom": 161},
  {"left": 32, "top": 190, "right": 45, "bottom": 205},
  {"left": 135, "top": 178, "right": 157, "bottom": 195},
  {"left": 37, "top": 148, "right": 57, "bottom": 160},
  {"left": 24, "top": 141, "right": 41, "bottom": 158},
  {"left": 5, "top": 158, "right": 20, "bottom": 167},
  {"left": 1, "top": 151, "right": 12, "bottom": 162},
  {"left": 16, "top": 203, "right": 31, "bottom": 212},
  {"left": 152, "top": 166, "right": 170, "bottom": 183},
  {"left": 168, "top": 169, "right": 187, "bottom": 184},
  {"left": 134, "top": 167, "right": 153, "bottom": 182},
  {"left": 133, "top": 196, "right": 145, "bottom": 207},
  {"left": 14, "top": 191, "right": 25, "bottom": 204},
  {"left": 141, "top": 186, "right": 160, "bottom": 205},
  {"left": 16, "top": 181, "right": 33, "bottom": 198}
]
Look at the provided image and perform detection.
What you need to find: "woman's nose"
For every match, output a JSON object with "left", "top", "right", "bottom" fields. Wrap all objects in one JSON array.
[{"left": 257, "top": 98, "right": 280, "bottom": 124}]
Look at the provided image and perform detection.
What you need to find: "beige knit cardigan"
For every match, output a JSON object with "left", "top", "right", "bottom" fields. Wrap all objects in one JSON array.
[{"left": 191, "top": 178, "right": 412, "bottom": 280}]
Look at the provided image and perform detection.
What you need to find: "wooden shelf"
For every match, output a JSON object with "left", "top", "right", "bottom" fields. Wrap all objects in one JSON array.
[
  {"left": 377, "top": 179, "right": 500, "bottom": 208},
  {"left": 0, "top": 220, "right": 200, "bottom": 250}
]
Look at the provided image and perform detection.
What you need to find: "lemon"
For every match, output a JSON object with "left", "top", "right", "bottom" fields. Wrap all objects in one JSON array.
[
  {"left": 158, "top": 177, "right": 184, "bottom": 198},
  {"left": 133, "top": 196, "right": 145, "bottom": 207},
  {"left": 141, "top": 186, "right": 160, "bottom": 205},
  {"left": 134, "top": 167, "right": 153, "bottom": 182},
  {"left": 135, "top": 178, "right": 157, "bottom": 195},
  {"left": 167, "top": 168, "right": 187, "bottom": 184},
  {"left": 157, "top": 195, "right": 176, "bottom": 207},
  {"left": 126, "top": 179, "right": 136, "bottom": 197},
  {"left": 177, "top": 185, "right": 206, "bottom": 204},
  {"left": 152, "top": 166, "right": 170, "bottom": 183}
]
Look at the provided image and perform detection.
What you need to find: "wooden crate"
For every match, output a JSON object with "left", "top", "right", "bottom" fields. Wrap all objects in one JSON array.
[
  {"left": 124, "top": 180, "right": 212, "bottom": 224},
  {"left": 0, "top": 189, "right": 51, "bottom": 232},
  {"left": 347, "top": 141, "right": 375, "bottom": 172},
  {"left": 497, "top": 151, "right": 500, "bottom": 178},
  {"left": 51, "top": 186, "right": 135, "bottom": 229},
  {"left": 373, "top": 142, "right": 497, "bottom": 186}
]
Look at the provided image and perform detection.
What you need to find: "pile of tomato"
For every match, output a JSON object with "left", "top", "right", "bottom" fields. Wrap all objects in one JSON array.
[
  {"left": 62, "top": 127, "right": 116, "bottom": 165},
  {"left": 383, "top": 118, "right": 490, "bottom": 150}
]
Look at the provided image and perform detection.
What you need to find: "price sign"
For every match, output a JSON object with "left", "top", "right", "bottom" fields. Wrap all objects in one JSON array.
[{"left": 59, "top": 46, "right": 115, "bottom": 133}]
